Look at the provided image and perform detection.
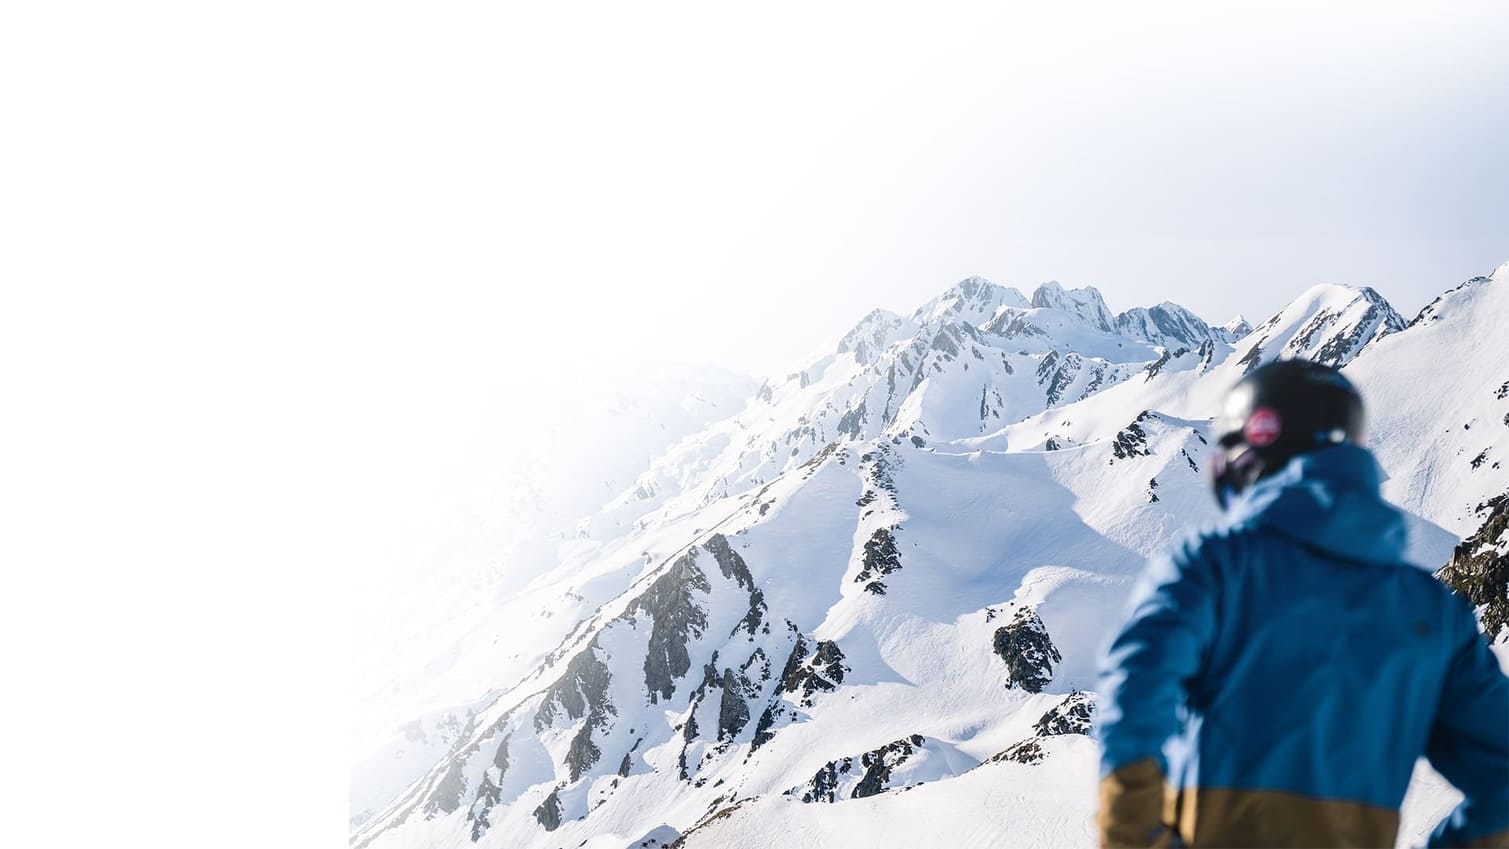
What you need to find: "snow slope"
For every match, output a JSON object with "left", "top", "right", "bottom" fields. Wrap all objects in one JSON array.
[
  {"left": 351, "top": 267, "right": 1508, "bottom": 849},
  {"left": 350, "top": 365, "right": 757, "bottom": 828}
]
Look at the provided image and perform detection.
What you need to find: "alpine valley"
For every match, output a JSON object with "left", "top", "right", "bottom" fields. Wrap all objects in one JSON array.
[{"left": 351, "top": 264, "right": 1509, "bottom": 849}]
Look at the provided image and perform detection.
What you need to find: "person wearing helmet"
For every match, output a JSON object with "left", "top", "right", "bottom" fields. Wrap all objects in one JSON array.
[{"left": 1095, "top": 358, "right": 1509, "bottom": 848}]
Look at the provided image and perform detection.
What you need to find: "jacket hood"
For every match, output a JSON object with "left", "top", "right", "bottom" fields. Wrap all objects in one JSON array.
[{"left": 1224, "top": 443, "right": 1408, "bottom": 566}]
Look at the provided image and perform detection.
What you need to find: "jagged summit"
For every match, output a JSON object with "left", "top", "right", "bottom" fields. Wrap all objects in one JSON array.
[
  {"left": 1112, "top": 302, "right": 1217, "bottom": 351},
  {"left": 910, "top": 276, "right": 1030, "bottom": 328},
  {"left": 835, "top": 308, "right": 913, "bottom": 367},
  {"left": 1230, "top": 283, "right": 1404, "bottom": 372},
  {"left": 1029, "top": 281, "right": 1116, "bottom": 332},
  {"left": 1219, "top": 315, "right": 1253, "bottom": 342}
]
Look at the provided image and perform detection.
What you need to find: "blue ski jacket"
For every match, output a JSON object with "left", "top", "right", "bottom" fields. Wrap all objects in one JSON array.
[{"left": 1095, "top": 443, "right": 1509, "bottom": 848}]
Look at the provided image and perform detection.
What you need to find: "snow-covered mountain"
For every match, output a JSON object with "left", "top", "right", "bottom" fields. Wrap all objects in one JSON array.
[
  {"left": 350, "top": 365, "right": 757, "bottom": 829},
  {"left": 351, "top": 266, "right": 1508, "bottom": 849}
]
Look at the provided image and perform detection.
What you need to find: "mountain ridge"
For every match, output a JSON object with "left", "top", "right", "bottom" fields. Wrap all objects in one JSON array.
[{"left": 352, "top": 266, "right": 1508, "bottom": 849}]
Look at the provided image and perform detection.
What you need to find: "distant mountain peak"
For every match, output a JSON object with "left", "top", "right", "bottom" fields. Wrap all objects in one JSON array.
[
  {"left": 911, "top": 276, "right": 1030, "bottom": 327},
  {"left": 836, "top": 308, "right": 911, "bottom": 366},
  {"left": 1029, "top": 281, "right": 1115, "bottom": 332},
  {"left": 1112, "top": 302, "right": 1214, "bottom": 350},
  {"left": 1233, "top": 283, "right": 1405, "bottom": 372}
]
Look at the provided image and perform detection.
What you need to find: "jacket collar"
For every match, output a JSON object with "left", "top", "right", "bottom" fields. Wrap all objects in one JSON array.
[{"left": 1224, "top": 443, "right": 1408, "bottom": 566}]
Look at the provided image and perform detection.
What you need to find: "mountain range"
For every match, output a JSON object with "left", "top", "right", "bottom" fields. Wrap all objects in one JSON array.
[{"left": 351, "top": 264, "right": 1509, "bottom": 849}]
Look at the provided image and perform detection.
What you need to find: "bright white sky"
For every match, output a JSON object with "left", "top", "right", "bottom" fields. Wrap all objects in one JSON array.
[
  {"left": 342, "top": 0, "right": 1509, "bottom": 584},
  {"left": 5, "top": 2, "right": 1508, "bottom": 844},
  {"left": 358, "top": 0, "right": 1509, "bottom": 380}
]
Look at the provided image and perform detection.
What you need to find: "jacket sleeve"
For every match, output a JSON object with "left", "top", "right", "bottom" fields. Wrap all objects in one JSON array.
[
  {"left": 1095, "top": 539, "right": 1220, "bottom": 848},
  {"left": 1425, "top": 603, "right": 1509, "bottom": 849}
]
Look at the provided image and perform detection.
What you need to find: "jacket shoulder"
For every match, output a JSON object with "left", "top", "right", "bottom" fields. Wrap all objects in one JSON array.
[{"left": 1164, "top": 521, "right": 1269, "bottom": 573}]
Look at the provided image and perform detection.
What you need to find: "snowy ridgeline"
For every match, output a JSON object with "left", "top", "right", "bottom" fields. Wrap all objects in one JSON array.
[{"left": 351, "top": 265, "right": 1509, "bottom": 849}]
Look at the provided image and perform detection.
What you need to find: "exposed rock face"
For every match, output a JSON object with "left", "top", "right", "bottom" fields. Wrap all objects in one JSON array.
[
  {"left": 790, "top": 734, "right": 929, "bottom": 802},
  {"left": 795, "top": 759, "right": 847, "bottom": 804},
  {"left": 703, "top": 534, "right": 754, "bottom": 590},
  {"left": 1309, "top": 289, "right": 1405, "bottom": 366},
  {"left": 836, "top": 404, "right": 867, "bottom": 439},
  {"left": 534, "top": 638, "right": 614, "bottom": 728},
  {"left": 627, "top": 551, "right": 712, "bottom": 704},
  {"left": 992, "top": 739, "right": 1047, "bottom": 764},
  {"left": 1031, "top": 281, "right": 1115, "bottom": 332},
  {"left": 986, "top": 310, "right": 1052, "bottom": 340},
  {"left": 1437, "top": 493, "right": 1509, "bottom": 641},
  {"left": 1033, "top": 691, "right": 1094, "bottom": 736},
  {"left": 855, "top": 527, "right": 903, "bottom": 594},
  {"left": 836, "top": 308, "right": 909, "bottom": 366},
  {"left": 704, "top": 534, "right": 767, "bottom": 640},
  {"left": 992, "top": 608, "right": 1061, "bottom": 693},
  {"left": 466, "top": 734, "right": 512, "bottom": 841},
  {"left": 1111, "top": 412, "right": 1154, "bottom": 461},
  {"left": 991, "top": 691, "right": 1095, "bottom": 765},
  {"left": 565, "top": 712, "right": 604, "bottom": 782},
  {"left": 732, "top": 587, "right": 767, "bottom": 639},
  {"left": 1041, "top": 351, "right": 1084, "bottom": 406},
  {"left": 779, "top": 636, "right": 848, "bottom": 707},
  {"left": 533, "top": 787, "right": 562, "bottom": 831},
  {"left": 422, "top": 759, "right": 467, "bottom": 817},
  {"left": 1195, "top": 338, "right": 1217, "bottom": 372},
  {"left": 1236, "top": 336, "right": 1269, "bottom": 374},
  {"left": 912, "top": 276, "right": 1030, "bottom": 327},
  {"left": 1217, "top": 315, "right": 1253, "bottom": 342},
  {"left": 856, "top": 446, "right": 900, "bottom": 510},
  {"left": 533, "top": 637, "right": 614, "bottom": 785},
  {"left": 717, "top": 667, "right": 751, "bottom": 741},
  {"left": 1115, "top": 303, "right": 1214, "bottom": 350}
]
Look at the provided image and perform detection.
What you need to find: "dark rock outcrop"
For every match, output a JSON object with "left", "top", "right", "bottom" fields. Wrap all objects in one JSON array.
[
  {"left": 791, "top": 734, "right": 928, "bottom": 803},
  {"left": 565, "top": 712, "right": 604, "bottom": 782},
  {"left": 750, "top": 702, "right": 781, "bottom": 751},
  {"left": 1437, "top": 493, "right": 1509, "bottom": 641},
  {"left": 991, "top": 691, "right": 1094, "bottom": 765},
  {"left": 1111, "top": 412, "right": 1154, "bottom": 461},
  {"left": 992, "top": 739, "right": 1047, "bottom": 764},
  {"left": 717, "top": 668, "right": 751, "bottom": 741},
  {"left": 533, "top": 636, "right": 615, "bottom": 783},
  {"left": 855, "top": 526, "right": 903, "bottom": 594},
  {"left": 853, "top": 734, "right": 927, "bottom": 799},
  {"left": 992, "top": 607, "right": 1062, "bottom": 693},
  {"left": 534, "top": 638, "right": 613, "bottom": 729},
  {"left": 1033, "top": 691, "right": 1095, "bottom": 736},
  {"left": 1311, "top": 290, "right": 1404, "bottom": 366},
  {"left": 703, "top": 534, "right": 754, "bottom": 590},
  {"left": 533, "top": 787, "right": 562, "bottom": 831},
  {"left": 779, "top": 636, "right": 848, "bottom": 707},
  {"left": 624, "top": 551, "right": 711, "bottom": 704},
  {"left": 466, "top": 734, "right": 511, "bottom": 840}
]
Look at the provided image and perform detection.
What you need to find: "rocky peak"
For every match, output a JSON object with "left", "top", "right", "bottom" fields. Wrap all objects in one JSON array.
[
  {"left": 836, "top": 308, "right": 913, "bottom": 366},
  {"left": 911, "top": 276, "right": 1030, "bottom": 328},
  {"left": 1232, "top": 283, "right": 1407, "bottom": 373},
  {"left": 1217, "top": 314, "right": 1253, "bottom": 342},
  {"left": 1113, "top": 301, "right": 1215, "bottom": 349},
  {"left": 1029, "top": 281, "right": 1115, "bottom": 332}
]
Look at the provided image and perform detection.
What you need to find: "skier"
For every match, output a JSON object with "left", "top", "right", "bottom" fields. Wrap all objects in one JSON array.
[{"left": 1095, "top": 359, "right": 1509, "bottom": 848}]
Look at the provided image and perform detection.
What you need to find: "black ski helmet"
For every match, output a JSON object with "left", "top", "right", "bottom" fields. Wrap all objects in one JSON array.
[{"left": 1210, "top": 358, "right": 1365, "bottom": 508}]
